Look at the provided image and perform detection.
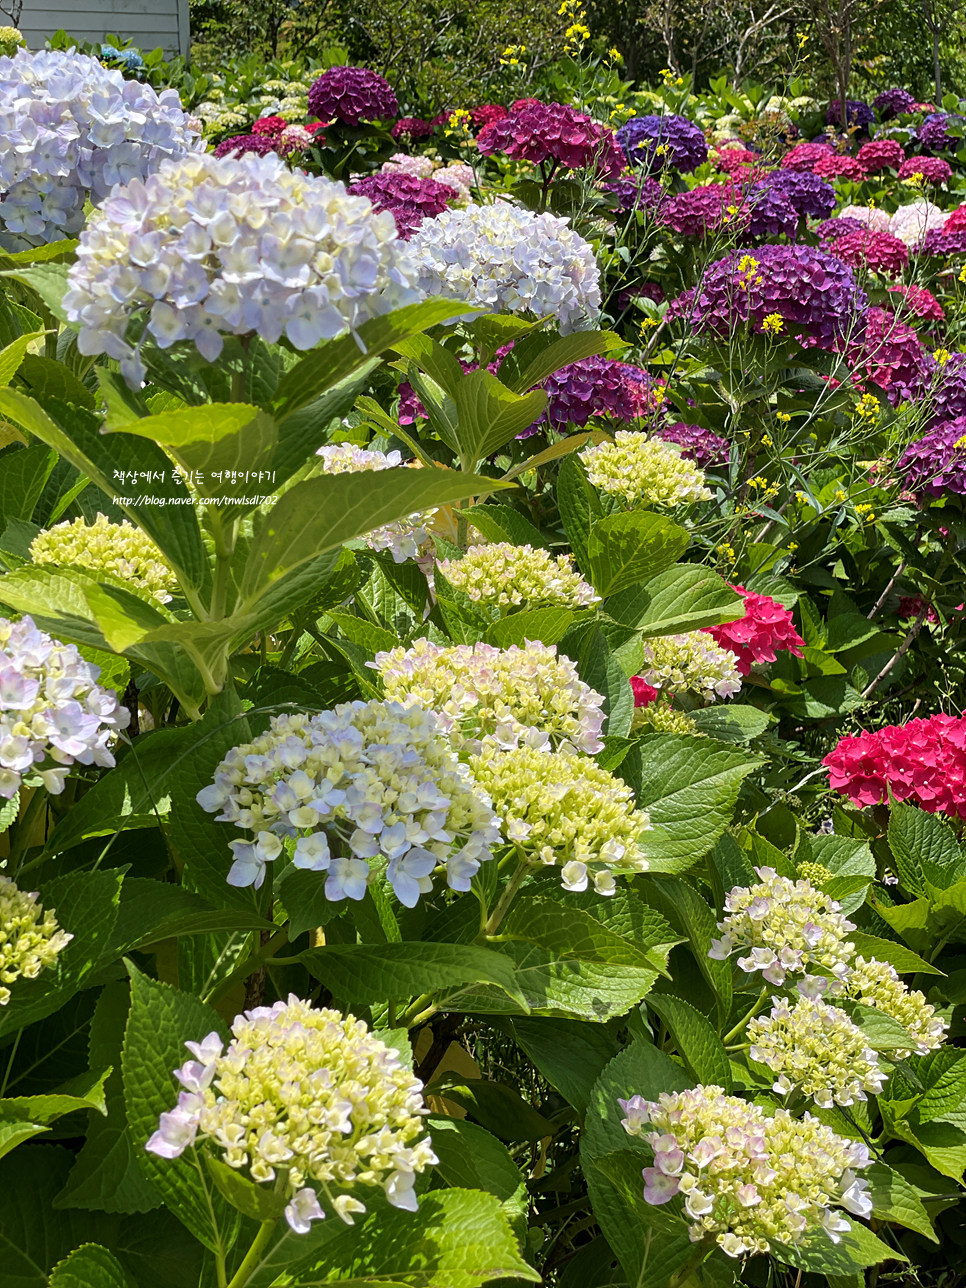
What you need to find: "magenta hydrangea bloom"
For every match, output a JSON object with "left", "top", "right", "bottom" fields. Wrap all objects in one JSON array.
[
  {"left": 670, "top": 244, "right": 867, "bottom": 348},
  {"left": 655, "top": 421, "right": 729, "bottom": 467},
  {"left": 897, "top": 155, "right": 952, "bottom": 183},
  {"left": 617, "top": 113, "right": 708, "bottom": 174},
  {"left": 825, "top": 99, "right": 874, "bottom": 129},
  {"left": 887, "top": 283, "right": 944, "bottom": 322},
  {"left": 918, "top": 113, "right": 963, "bottom": 152},
  {"left": 391, "top": 117, "right": 433, "bottom": 142},
  {"left": 470, "top": 104, "right": 507, "bottom": 132},
  {"left": 714, "top": 147, "right": 759, "bottom": 175},
  {"left": 780, "top": 141, "right": 833, "bottom": 172},
  {"left": 757, "top": 170, "right": 835, "bottom": 218},
  {"left": 874, "top": 88, "right": 916, "bottom": 117},
  {"left": 705, "top": 585, "right": 805, "bottom": 676},
  {"left": 307, "top": 66, "right": 399, "bottom": 125},
  {"left": 477, "top": 100, "right": 623, "bottom": 177},
  {"left": 812, "top": 152, "right": 865, "bottom": 181},
  {"left": 347, "top": 172, "right": 457, "bottom": 239},
  {"left": 540, "top": 356, "right": 659, "bottom": 429},
  {"left": 832, "top": 228, "right": 909, "bottom": 278},
  {"left": 661, "top": 183, "right": 740, "bottom": 237},
  {"left": 213, "top": 133, "right": 283, "bottom": 159},
  {"left": 604, "top": 173, "right": 665, "bottom": 212},
  {"left": 899, "top": 417, "right": 966, "bottom": 498},
  {"left": 846, "top": 306, "right": 930, "bottom": 405},
  {"left": 857, "top": 139, "right": 905, "bottom": 172}
]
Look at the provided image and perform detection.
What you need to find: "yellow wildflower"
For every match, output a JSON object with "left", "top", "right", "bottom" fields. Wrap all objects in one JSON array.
[
  {"left": 762, "top": 313, "right": 784, "bottom": 334},
  {"left": 934, "top": 348, "right": 951, "bottom": 366},
  {"left": 855, "top": 393, "right": 880, "bottom": 419}
]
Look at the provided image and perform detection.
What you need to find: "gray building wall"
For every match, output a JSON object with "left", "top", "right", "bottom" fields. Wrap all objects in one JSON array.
[{"left": 18, "top": 0, "right": 190, "bottom": 59}]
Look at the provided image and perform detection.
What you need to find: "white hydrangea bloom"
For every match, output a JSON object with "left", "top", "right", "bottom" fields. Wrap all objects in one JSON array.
[
  {"left": 838, "top": 204, "right": 892, "bottom": 233},
  {"left": 317, "top": 444, "right": 434, "bottom": 563},
  {"left": 196, "top": 700, "right": 499, "bottom": 906},
  {"left": 146, "top": 995, "right": 437, "bottom": 1230},
  {"left": 0, "top": 614, "right": 129, "bottom": 799},
  {"left": 382, "top": 153, "right": 436, "bottom": 179},
  {"left": 374, "top": 637, "right": 605, "bottom": 754},
  {"left": 748, "top": 995, "right": 885, "bottom": 1107},
  {"left": 888, "top": 198, "right": 947, "bottom": 247},
  {"left": 640, "top": 632, "right": 742, "bottom": 703},
  {"left": 846, "top": 956, "right": 948, "bottom": 1057},
  {"left": 0, "top": 874, "right": 73, "bottom": 1005},
  {"left": 437, "top": 542, "right": 600, "bottom": 611},
  {"left": 709, "top": 866, "right": 856, "bottom": 986},
  {"left": 0, "top": 47, "right": 200, "bottom": 249},
  {"left": 64, "top": 151, "right": 421, "bottom": 386},
  {"left": 407, "top": 202, "right": 601, "bottom": 334},
  {"left": 580, "top": 433, "right": 711, "bottom": 508},
  {"left": 436, "top": 162, "right": 475, "bottom": 202},
  {"left": 30, "top": 512, "right": 179, "bottom": 603},
  {"left": 620, "top": 1085, "right": 872, "bottom": 1256}
]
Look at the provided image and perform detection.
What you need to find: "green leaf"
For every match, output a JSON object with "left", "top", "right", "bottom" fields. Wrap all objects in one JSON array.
[
  {"left": 850, "top": 1003, "right": 920, "bottom": 1051},
  {"left": 772, "top": 1224, "right": 904, "bottom": 1273},
  {"left": 205, "top": 1155, "right": 289, "bottom": 1221},
  {"left": 607, "top": 565, "right": 744, "bottom": 636},
  {"left": 0, "top": 331, "right": 48, "bottom": 387},
  {"left": 483, "top": 606, "right": 578, "bottom": 648},
  {"left": 427, "top": 1117, "right": 524, "bottom": 1200},
  {"left": 451, "top": 368, "right": 547, "bottom": 464},
  {"left": 646, "top": 993, "right": 731, "bottom": 1089},
  {"left": 637, "top": 737, "right": 762, "bottom": 874},
  {"left": 461, "top": 503, "right": 548, "bottom": 549},
  {"left": 509, "top": 1016, "right": 617, "bottom": 1116},
  {"left": 276, "top": 867, "right": 350, "bottom": 939},
  {"left": 428, "top": 1077, "right": 554, "bottom": 1142},
  {"left": 504, "top": 330, "right": 626, "bottom": 394},
  {"left": 651, "top": 878, "right": 733, "bottom": 1023},
  {"left": 0, "top": 263, "right": 73, "bottom": 323},
  {"left": 865, "top": 1161, "right": 938, "bottom": 1241},
  {"left": 107, "top": 879, "right": 269, "bottom": 957},
  {"left": 0, "top": 441, "right": 56, "bottom": 524},
  {"left": 300, "top": 941, "right": 530, "bottom": 1011},
  {"left": 916, "top": 1049, "right": 966, "bottom": 1121},
  {"left": 891, "top": 1112, "right": 966, "bottom": 1180},
  {"left": 121, "top": 965, "right": 239, "bottom": 1254},
  {"left": 48, "top": 1245, "right": 135, "bottom": 1288},
  {"left": 888, "top": 803, "right": 962, "bottom": 897},
  {"left": 848, "top": 931, "right": 943, "bottom": 976},
  {"left": 16, "top": 354, "right": 95, "bottom": 409},
  {"left": 586, "top": 512, "right": 690, "bottom": 599},
  {"left": 689, "top": 704, "right": 771, "bottom": 742},
  {"left": 556, "top": 453, "right": 601, "bottom": 573},
  {"left": 0, "top": 1066, "right": 111, "bottom": 1159}
]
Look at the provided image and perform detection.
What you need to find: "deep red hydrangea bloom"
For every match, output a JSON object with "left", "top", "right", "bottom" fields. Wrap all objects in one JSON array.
[
  {"left": 780, "top": 141, "right": 833, "bottom": 172},
  {"left": 251, "top": 115, "right": 287, "bottom": 136},
  {"left": 824, "top": 713, "right": 966, "bottom": 817},
  {"left": 478, "top": 100, "right": 624, "bottom": 177},
  {"left": 832, "top": 228, "right": 909, "bottom": 277},
  {"left": 655, "top": 421, "right": 729, "bottom": 467},
  {"left": 307, "top": 66, "right": 399, "bottom": 125},
  {"left": 874, "top": 87, "right": 916, "bottom": 117},
  {"left": 857, "top": 139, "right": 905, "bottom": 172},
  {"left": 470, "top": 104, "right": 507, "bottom": 131},
  {"left": 898, "top": 595, "right": 939, "bottom": 622},
  {"left": 886, "top": 283, "right": 944, "bottom": 322},
  {"left": 540, "top": 357, "right": 659, "bottom": 429},
  {"left": 815, "top": 216, "right": 870, "bottom": 241},
  {"left": 812, "top": 152, "right": 866, "bottom": 181},
  {"left": 213, "top": 133, "right": 284, "bottom": 159},
  {"left": 631, "top": 676, "right": 659, "bottom": 707},
  {"left": 897, "top": 155, "right": 953, "bottom": 183},
  {"left": 846, "top": 306, "right": 930, "bottom": 404},
  {"left": 899, "top": 416, "right": 966, "bottom": 498},
  {"left": 704, "top": 585, "right": 804, "bottom": 676},
  {"left": 713, "top": 147, "right": 759, "bottom": 175},
  {"left": 391, "top": 117, "right": 433, "bottom": 142},
  {"left": 347, "top": 172, "right": 457, "bottom": 238}
]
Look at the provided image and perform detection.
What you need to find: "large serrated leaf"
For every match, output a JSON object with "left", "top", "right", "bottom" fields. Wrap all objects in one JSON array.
[{"left": 647, "top": 993, "right": 731, "bottom": 1088}]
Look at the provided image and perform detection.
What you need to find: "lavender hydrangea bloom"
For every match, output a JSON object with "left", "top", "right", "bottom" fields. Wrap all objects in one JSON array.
[
  {"left": 0, "top": 47, "right": 200, "bottom": 249},
  {"left": 825, "top": 99, "right": 874, "bottom": 128},
  {"left": 873, "top": 88, "right": 916, "bottom": 117},
  {"left": 920, "top": 226, "right": 966, "bottom": 256},
  {"left": 816, "top": 216, "right": 872, "bottom": 242},
  {"left": 540, "top": 357, "right": 657, "bottom": 429},
  {"left": 899, "top": 417, "right": 966, "bottom": 497},
  {"left": 655, "top": 421, "right": 729, "bottom": 467},
  {"left": 603, "top": 173, "right": 665, "bottom": 212},
  {"left": 307, "top": 66, "right": 398, "bottom": 125},
  {"left": 918, "top": 113, "right": 964, "bottom": 152},
  {"left": 617, "top": 113, "right": 708, "bottom": 174},
  {"left": 758, "top": 170, "right": 836, "bottom": 219}
]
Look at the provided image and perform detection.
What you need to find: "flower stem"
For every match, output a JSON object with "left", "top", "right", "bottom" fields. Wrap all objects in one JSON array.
[
  {"left": 8, "top": 787, "right": 49, "bottom": 878},
  {"left": 226, "top": 1217, "right": 278, "bottom": 1288},
  {"left": 482, "top": 854, "right": 536, "bottom": 938},
  {"left": 722, "top": 986, "right": 769, "bottom": 1045},
  {"left": 666, "top": 1236, "right": 715, "bottom": 1288}
]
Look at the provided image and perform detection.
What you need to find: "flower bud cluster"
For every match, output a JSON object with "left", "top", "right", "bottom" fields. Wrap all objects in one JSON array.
[
  {"left": 0, "top": 48, "right": 199, "bottom": 249},
  {"left": 0, "top": 614, "right": 129, "bottom": 799},
  {"left": 640, "top": 632, "right": 743, "bottom": 704},
  {"left": 146, "top": 996, "right": 437, "bottom": 1232},
  {"left": 30, "top": 513, "right": 179, "bottom": 603},
  {"left": 709, "top": 867, "right": 856, "bottom": 986},
  {"left": 748, "top": 995, "right": 885, "bottom": 1107},
  {"left": 373, "top": 638, "right": 605, "bottom": 755},
  {"left": 620, "top": 1085, "right": 871, "bottom": 1255},
  {"left": 437, "top": 543, "right": 600, "bottom": 611},
  {"left": 196, "top": 700, "right": 499, "bottom": 906},
  {"left": 579, "top": 432, "right": 711, "bottom": 508},
  {"left": 64, "top": 151, "right": 419, "bottom": 387},
  {"left": 317, "top": 444, "right": 434, "bottom": 562},
  {"left": 0, "top": 875, "right": 73, "bottom": 1005},
  {"left": 467, "top": 744, "right": 650, "bottom": 894},
  {"left": 845, "top": 956, "right": 948, "bottom": 1057}
]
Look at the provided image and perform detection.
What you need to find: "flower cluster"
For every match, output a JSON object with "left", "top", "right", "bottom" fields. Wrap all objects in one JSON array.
[
  {"left": 374, "top": 638, "right": 605, "bottom": 754},
  {"left": 874, "top": 87, "right": 916, "bottom": 117},
  {"left": 477, "top": 100, "right": 623, "bottom": 178},
  {"left": 758, "top": 170, "right": 836, "bottom": 219},
  {"left": 812, "top": 152, "right": 865, "bottom": 182},
  {"left": 847, "top": 306, "right": 929, "bottom": 405},
  {"left": 780, "top": 141, "right": 832, "bottom": 172},
  {"left": 655, "top": 421, "right": 729, "bottom": 467},
  {"left": 930, "top": 350, "right": 966, "bottom": 423},
  {"left": 470, "top": 104, "right": 507, "bottom": 132},
  {"left": 620, "top": 1086, "right": 872, "bottom": 1255},
  {"left": 317, "top": 444, "right": 437, "bottom": 562},
  {"left": 64, "top": 152, "right": 419, "bottom": 386},
  {"left": 887, "top": 283, "right": 945, "bottom": 322},
  {"left": 214, "top": 116, "right": 320, "bottom": 160},
  {"left": 347, "top": 171, "right": 457, "bottom": 238},
  {"left": 748, "top": 996, "right": 884, "bottom": 1107},
  {"left": 391, "top": 116, "right": 433, "bottom": 142},
  {"left": 0, "top": 614, "right": 129, "bottom": 799},
  {"left": 604, "top": 173, "right": 665, "bottom": 213},
  {"left": 704, "top": 585, "right": 804, "bottom": 676},
  {"left": 0, "top": 875, "right": 72, "bottom": 1006},
  {"left": 146, "top": 996, "right": 436, "bottom": 1229},
  {"left": 816, "top": 216, "right": 868, "bottom": 243},
  {"left": 838, "top": 204, "right": 892, "bottom": 232},
  {"left": 407, "top": 202, "right": 600, "bottom": 334},
  {"left": 196, "top": 701, "right": 499, "bottom": 905},
  {"left": 897, "top": 155, "right": 952, "bottom": 184},
  {"left": 889, "top": 198, "right": 947, "bottom": 246},
  {"left": 541, "top": 357, "right": 658, "bottom": 429},
  {"left": 640, "top": 632, "right": 742, "bottom": 703},
  {"left": 661, "top": 183, "right": 745, "bottom": 238},
  {"left": 30, "top": 513, "right": 179, "bottom": 603},
  {"left": 709, "top": 867, "right": 856, "bottom": 986},
  {"left": 307, "top": 66, "right": 398, "bottom": 125},
  {"left": 833, "top": 228, "right": 908, "bottom": 278},
  {"left": 579, "top": 432, "right": 711, "bottom": 508},
  {"left": 825, "top": 99, "right": 874, "bottom": 128},
  {"left": 0, "top": 27, "right": 23, "bottom": 58},
  {"left": 845, "top": 957, "right": 948, "bottom": 1058},
  {"left": 437, "top": 543, "right": 599, "bottom": 611},
  {"left": 918, "top": 112, "right": 963, "bottom": 152},
  {"left": 617, "top": 113, "right": 708, "bottom": 173},
  {"left": 899, "top": 417, "right": 966, "bottom": 498},
  {"left": 856, "top": 139, "right": 905, "bottom": 172},
  {"left": 0, "top": 47, "right": 199, "bottom": 249},
  {"left": 468, "top": 744, "right": 650, "bottom": 894},
  {"left": 713, "top": 146, "right": 758, "bottom": 175},
  {"left": 823, "top": 712, "right": 966, "bottom": 817}
]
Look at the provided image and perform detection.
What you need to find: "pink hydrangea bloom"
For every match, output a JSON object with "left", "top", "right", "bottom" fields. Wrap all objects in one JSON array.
[
  {"left": 347, "top": 172, "right": 457, "bottom": 238},
  {"left": 856, "top": 139, "right": 905, "bottom": 172},
  {"left": 812, "top": 152, "right": 866, "bottom": 181},
  {"left": 886, "top": 283, "right": 944, "bottom": 322},
  {"left": 477, "top": 100, "right": 624, "bottom": 177},
  {"left": 704, "top": 585, "right": 804, "bottom": 676},
  {"left": 832, "top": 228, "right": 909, "bottom": 278},
  {"left": 631, "top": 676, "right": 659, "bottom": 707},
  {"left": 824, "top": 713, "right": 966, "bottom": 817},
  {"left": 897, "top": 155, "right": 952, "bottom": 184},
  {"left": 470, "top": 104, "right": 507, "bottom": 131},
  {"left": 780, "top": 142, "right": 833, "bottom": 172},
  {"left": 391, "top": 117, "right": 433, "bottom": 142},
  {"left": 713, "top": 147, "right": 759, "bottom": 175},
  {"left": 251, "top": 115, "right": 287, "bottom": 136},
  {"left": 846, "top": 306, "right": 930, "bottom": 405}
]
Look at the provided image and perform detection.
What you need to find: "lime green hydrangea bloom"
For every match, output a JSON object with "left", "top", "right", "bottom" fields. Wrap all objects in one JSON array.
[
  {"left": 580, "top": 432, "right": 711, "bottom": 507},
  {"left": 0, "top": 874, "right": 72, "bottom": 1005},
  {"left": 30, "top": 513, "right": 179, "bottom": 603},
  {"left": 437, "top": 543, "right": 599, "bottom": 612}
]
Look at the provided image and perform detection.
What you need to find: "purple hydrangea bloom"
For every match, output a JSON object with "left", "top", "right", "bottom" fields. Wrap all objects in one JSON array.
[
  {"left": 307, "top": 66, "right": 399, "bottom": 126},
  {"left": 920, "top": 226, "right": 966, "bottom": 256},
  {"left": 655, "top": 421, "right": 729, "bottom": 467},
  {"left": 347, "top": 171, "right": 456, "bottom": 238},
  {"left": 815, "top": 216, "right": 869, "bottom": 241},
  {"left": 540, "top": 357, "right": 659, "bottom": 429},
  {"left": 617, "top": 113, "right": 708, "bottom": 174},
  {"left": 917, "top": 113, "right": 964, "bottom": 152},
  {"left": 745, "top": 184, "right": 798, "bottom": 238},
  {"left": 603, "top": 173, "right": 665, "bottom": 212},
  {"left": 873, "top": 88, "right": 916, "bottom": 118},
  {"left": 670, "top": 244, "right": 867, "bottom": 348},
  {"left": 847, "top": 306, "right": 930, "bottom": 405},
  {"left": 929, "top": 352, "right": 966, "bottom": 423},
  {"left": 758, "top": 170, "right": 836, "bottom": 219},
  {"left": 899, "top": 417, "right": 966, "bottom": 497},
  {"left": 825, "top": 99, "right": 875, "bottom": 129}
]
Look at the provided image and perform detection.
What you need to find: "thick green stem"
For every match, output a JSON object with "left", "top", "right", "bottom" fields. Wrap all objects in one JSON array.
[
  {"left": 666, "top": 1236, "right": 715, "bottom": 1288},
  {"left": 8, "top": 787, "right": 49, "bottom": 877},
  {"left": 226, "top": 1217, "right": 278, "bottom": 1288},
  {"left": 204, "top": 925, "right": 289, "bottom": 1007},
  {"left": 482, "top": 853, "right": 536, "bottom": 938},
  {"left": 722, "top": 986, "right": 769, "bottom": 1045},
  {"left": 209, "top": 516, "right": 240, "bottom": 622}
]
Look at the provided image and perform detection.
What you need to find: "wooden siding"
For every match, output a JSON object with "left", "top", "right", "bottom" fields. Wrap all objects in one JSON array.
[{"left": 19, "top": 0, "right": 190, "bottom": 59}]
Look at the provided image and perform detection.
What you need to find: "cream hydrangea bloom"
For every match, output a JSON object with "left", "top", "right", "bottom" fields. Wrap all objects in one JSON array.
[
  {"left": 373, "top": 637, "right": 606, "bottom": 754},
  {"left": 146, "top": 996, "right": 437, "bottom": 1231},
  {"left": 580, "top": 433, "right": 711, "bottom": 508},
  {"left": 846, "top": 956, "right": 948, "bottom": 1057},
  {"left": 640, "top": 632, "right": 742, "bottom": 703},
  {"left": 30, "top": 513, "right": 179, "bottom": 603},
  {"left": 888, "top": 198, "right": 947, "bottom": 247},
  {"left": 437, "top": 543, "right": 599, "bottom": 612},
  {"left": 0, "top": 875, "right": 73, "bottom": 1005},
  {"left": 317, "top": 444, "right": 435, "bottom": 563}
]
